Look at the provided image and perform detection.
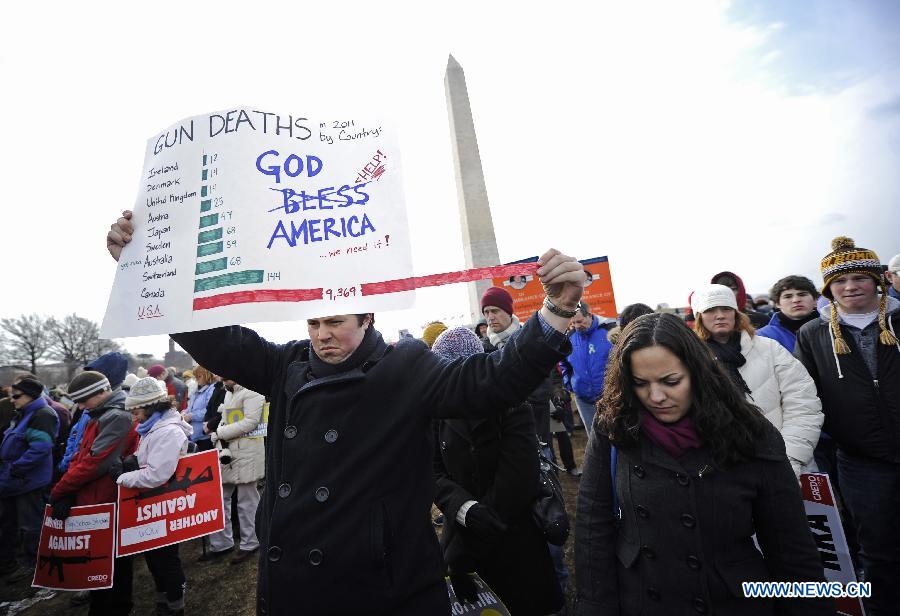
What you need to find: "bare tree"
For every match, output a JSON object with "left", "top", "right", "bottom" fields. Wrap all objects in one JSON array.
[
  {"left": 48, "top": 314, "right": 121, "bottom": 367},
  {"left": 0, "top": 314, "right": 53, "bottom": 373}
]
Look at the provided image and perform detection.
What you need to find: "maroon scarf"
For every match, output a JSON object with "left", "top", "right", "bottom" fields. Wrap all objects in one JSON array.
[{"left": 639, "top": 409, "right": 703, "bottom": 458}]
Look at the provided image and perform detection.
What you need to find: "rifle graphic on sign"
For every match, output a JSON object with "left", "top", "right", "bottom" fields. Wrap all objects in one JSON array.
[
  {"left": 38, "top": 552, "right": 108, "bottom": 582},
  {"left": 122, "top": 466, "right": 214, "bottom": 502}
]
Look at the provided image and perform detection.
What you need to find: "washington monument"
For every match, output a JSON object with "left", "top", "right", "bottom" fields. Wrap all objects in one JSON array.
[{"left": 445, "top": 54, "right": 501, "bottom": 323}]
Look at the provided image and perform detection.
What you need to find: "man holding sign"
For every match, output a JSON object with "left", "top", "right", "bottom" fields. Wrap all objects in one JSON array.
[{"left": 108, "top": 211, "right": 586, "bottom": 615}]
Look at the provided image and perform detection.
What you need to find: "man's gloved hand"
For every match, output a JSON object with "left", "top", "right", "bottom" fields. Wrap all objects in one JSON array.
[
  {"left": 108, "top": 458, "right": 124, "bottom": 481},
  {"left": 464, "top": 503, "right": 507, "bottom": 545},
  {"left": 122, "top": 455, "right": 139, "bottom": 473},
  {"left": 50, "top": 494, "right": 76, "bottom": 520},
  {"left": 550, "top": 406, "right": 564, "bottom": 421}
]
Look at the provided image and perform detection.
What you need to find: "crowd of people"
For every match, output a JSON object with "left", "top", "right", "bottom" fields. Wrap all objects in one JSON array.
[{"left": 1, "top": 217, "right": 898, "bottom": 616}]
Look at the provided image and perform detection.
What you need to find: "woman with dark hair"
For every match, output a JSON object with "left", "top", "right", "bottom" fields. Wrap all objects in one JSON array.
[
  {"left": 691, "top": 284, "right": 823, "bottom": 478},
  {"left": 574, "top": 313, "right": 834, "bottom": 615}
]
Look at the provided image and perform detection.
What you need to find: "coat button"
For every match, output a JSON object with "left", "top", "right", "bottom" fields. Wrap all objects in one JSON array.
[
  {"left": 646, "top": 587, "right": 661, "bottom": 601},
  {"left": 324, "top": 429, "right": 338, "bottom": 443},
  {"left": 687, "top": 555, "right": 702, "bottom": 570},
  {"left": 284, "top": 425, "right": 298, "bottom": 439},
  {"left": 693, "top": 597, "right": 708, "bottom": 613},
  {"left": 277, "top": 483, "right": 291, "bottom": 498},
  {"left": 315, "top": 486, "right": 330, "bottom": 502},
  {"left": 681, "top": 513, "right": 696, "bottom": 528},
  {"left": 676, "top": 473, "right": 690, "bottom": 486},
  {"left": 635, "top": 505, "right": 649, "bottom": 519},
  {"left": 267, "top": 546, "right": 282, "bottom": 562},
  {"left": 640, "top": 546, "right": 656, "bottom": 560},
  {"left": 633, "top": 465, "right": 646, "bottom": 478},
  {"left": 308, "top": 548, "right": 324, "bottom": 566}
]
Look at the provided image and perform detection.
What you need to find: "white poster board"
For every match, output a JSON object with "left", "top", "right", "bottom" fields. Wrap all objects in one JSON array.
[{"left": 101, "top": 106, "right": 414, "bottom": 338}]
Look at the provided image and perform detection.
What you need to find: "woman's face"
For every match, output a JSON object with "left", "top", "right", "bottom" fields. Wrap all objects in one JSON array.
[
  {"left": 699, "top": 306, "right": 736, "bottom": 341},
  {"left": 630, "top": 345, "right": 692, "bottom": 424}
]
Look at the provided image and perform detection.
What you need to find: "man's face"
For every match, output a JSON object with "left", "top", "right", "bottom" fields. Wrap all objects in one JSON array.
[
  {"left": 572, "top": 311, "right": 593, "bottom": 332},
  {"left": 483, "top": 306, "right": 512, "bottom": 333},
  {"left": 776, "top": 288, "right": 817, "bottom": 320},
  {"left": 79, "top": 390, "right": 109, "bottom": 411},
  {"left": 9, "top": 389, "right": 34, "bottom": 410},
  {"left": 887, "top": 270, "right": 900, "bottom": 292},
  {"left": 307, "top": 315, "right": 369, "bottom": 364},
  {"left": 830, "top": 273, "right": 879, "bottom": 314},
  {"left": 223, "top": 379, "right": 236, "bottom": 392}
]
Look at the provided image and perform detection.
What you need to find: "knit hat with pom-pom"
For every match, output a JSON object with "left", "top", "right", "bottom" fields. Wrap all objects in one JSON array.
[
  {"left": 819, "top": 236, "right": 896, "bottom": 354},
  {"left": 820, "top": 236, "right": 883, "bottom": 299}
]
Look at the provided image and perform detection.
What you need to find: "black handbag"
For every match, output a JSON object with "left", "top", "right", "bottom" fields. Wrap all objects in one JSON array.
[{"left": 531, "top": 445, "right": 570, "bottom": 546}]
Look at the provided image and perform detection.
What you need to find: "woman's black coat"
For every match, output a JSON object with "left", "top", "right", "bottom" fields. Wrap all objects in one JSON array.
[
  {"left": 172, "top": 314, "right": 569, "bottom": 616},
  {"left": 433, "top": 403, "right": 563, "bottom": 615},
  {"left": 574, "top": 421, "right": 835, "bottom": 616}
]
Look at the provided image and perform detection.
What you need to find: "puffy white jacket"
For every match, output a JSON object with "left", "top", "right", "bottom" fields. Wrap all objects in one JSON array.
[
  {"left": 213, "top": 385, "right": 265, "bottom": 485},
  {"left": 117, "top": 409, "right": 192, "bottom": 489},
  {"left": 737, "top": 331, "right": 823, "bottom": 476}
]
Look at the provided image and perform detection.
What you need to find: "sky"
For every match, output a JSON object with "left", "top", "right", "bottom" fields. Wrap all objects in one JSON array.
[{"left": 1, "top": 0, "right": 899, "bottom": 358}]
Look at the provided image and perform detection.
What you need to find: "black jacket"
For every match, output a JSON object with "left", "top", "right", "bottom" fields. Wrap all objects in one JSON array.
[
  {"left": 794, "top": 308, "right": 900, "bottom": 462},
  {"left": 433, "top": 404, "right": 563, "bottom": 615},
  {"left": 172, "top": 314, "right": 568, "bottom": 616},
  {"left": 574, "top": 422, "right": 833, "bottom": 616}
]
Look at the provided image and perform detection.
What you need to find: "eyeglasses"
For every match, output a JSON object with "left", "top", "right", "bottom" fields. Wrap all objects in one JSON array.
[{"left": 10, "top": 394, "right": 23, "bottom": 400}]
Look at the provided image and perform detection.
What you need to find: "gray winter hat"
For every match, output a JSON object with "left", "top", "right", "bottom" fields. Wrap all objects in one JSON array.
[{"left": 125, "top": 377, "right": 169, "bottom": 410}]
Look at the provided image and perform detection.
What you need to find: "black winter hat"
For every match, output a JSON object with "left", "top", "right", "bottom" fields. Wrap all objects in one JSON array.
[{"left": 12, "top": 377, "right": 44, "bottom": 400}]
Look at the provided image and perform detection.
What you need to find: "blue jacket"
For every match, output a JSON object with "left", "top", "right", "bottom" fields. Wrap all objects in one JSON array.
[
  {"left": 59, "top": 411, "right": 91, "bottom": 473},
  {"left": 560, "top": 316, "right": 614, "bottom": 402},
  {"left": 186, "top": 384, "right": 214, "bottom": 442},
  {"left": 0, "top": 398, "right": 59, "bottom": 496},
  {"left": 755, "top": 312, "right": 798, "bottom": 352}
]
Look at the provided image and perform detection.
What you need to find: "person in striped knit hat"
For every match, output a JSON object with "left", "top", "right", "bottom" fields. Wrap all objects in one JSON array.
[{"left": 795, "top": 236, "right": 900, "bottom": 616}]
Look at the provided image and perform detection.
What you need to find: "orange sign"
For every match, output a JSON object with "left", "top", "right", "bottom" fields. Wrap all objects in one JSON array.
[{"left": 491, "top": 256, "right": 617, "bottom": 319}]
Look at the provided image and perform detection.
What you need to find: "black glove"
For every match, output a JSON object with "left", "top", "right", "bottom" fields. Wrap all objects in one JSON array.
[
  {"left": 51, "top": 494, "right": 76, "bottom": 520},
  {"left": 108, "top": 458, "right": 124, "bottom": 481},
  {"left": 449, "top": 571, "right": 479, "bottom": 605},
  {"left": 463, "top": 503, "right": 507, "bottom": 545},
  {"left": 122, "top": 455, "right": 139, "bottom": 473},
  {"left": 550, "top": 406, "right": 564, "bottom": 421},
  {"left": 445, "top": 537, "right": 479, "bottom": 605}
]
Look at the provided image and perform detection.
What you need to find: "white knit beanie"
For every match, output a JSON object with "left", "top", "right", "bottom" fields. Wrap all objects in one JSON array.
[
  {"left": 889, "top": 253, "right": 900, "bottom": 273},
  {"left": 691, "top": 284, "right": 738, "bottom": 314},
  {"left": 125, "top": 377, "right": 169, "bottom": 410}
]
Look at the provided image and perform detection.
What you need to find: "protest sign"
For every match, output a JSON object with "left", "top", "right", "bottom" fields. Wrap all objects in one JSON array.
[
  {"left": 223, "top": 401, "right": 269, "bottom": 438},
  {"left": 33, "top": 503, "right": 115, "bottom": 591},
  {"left": 116, "top": 450, "right": 224, "bottom": 557},
  {"left": 445, "top": 574, "right": 511, "bottom": 615},
  {"left": 491, "top": 256, "right": 617, "bottom": 318},
  {"left": 101, "top": 107, "right": 416, "bottom": 338},
  {"left": 800, "top": 473, "right": 865, "bottom": 616}
]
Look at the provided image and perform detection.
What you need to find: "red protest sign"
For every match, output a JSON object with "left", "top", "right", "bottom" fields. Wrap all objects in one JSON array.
[
  {"left": 800, "top": 473, "right": 865, "bottom": 616},
  {"left": 116, "top": 449, "right": 224, "bottom": 557},
  {"left": 33, "top": 503, "right": 116, "bottom": 591}
]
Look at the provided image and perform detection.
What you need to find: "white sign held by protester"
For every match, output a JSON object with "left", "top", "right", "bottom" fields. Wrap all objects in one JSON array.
[
  {"left": 101, "top": 107, "right": 414, "bottom": 338},
  {"left": 800, "top": 473, "right": 866, "bottom": 616}
]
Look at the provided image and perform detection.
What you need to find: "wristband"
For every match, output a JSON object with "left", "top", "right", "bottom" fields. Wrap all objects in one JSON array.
[{"left": 543, "top": 297, "right": 577, "bottom": 318}]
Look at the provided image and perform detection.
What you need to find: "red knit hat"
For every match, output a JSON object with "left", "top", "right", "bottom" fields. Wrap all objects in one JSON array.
[
  {"left": 147, "top": 364, "right": 167, "bottom": 378},
  {"left": 481, "top": 286, "right": 514, "bottom": 317}
]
